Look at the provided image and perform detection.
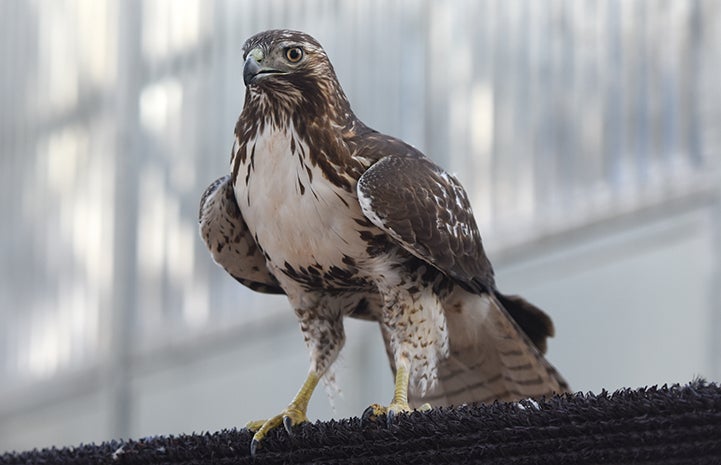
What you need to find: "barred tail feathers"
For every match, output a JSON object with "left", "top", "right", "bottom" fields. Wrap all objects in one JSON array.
[{"left": 409, "top": 290, "right": 568, "bottom": 408}]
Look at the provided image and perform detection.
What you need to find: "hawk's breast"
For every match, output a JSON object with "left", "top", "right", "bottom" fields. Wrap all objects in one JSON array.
[{"left": 233, "top": 122, "right": 376, "bottom": 291}]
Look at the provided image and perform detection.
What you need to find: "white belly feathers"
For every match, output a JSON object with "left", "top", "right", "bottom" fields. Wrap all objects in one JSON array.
[{"left": 233, "top": 123, "right": 367, "bottom": 281}]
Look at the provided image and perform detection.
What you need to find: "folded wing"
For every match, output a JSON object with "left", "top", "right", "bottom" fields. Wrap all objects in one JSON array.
[{"left": 199, "top": 175, "right": 284, "bottom": 294}]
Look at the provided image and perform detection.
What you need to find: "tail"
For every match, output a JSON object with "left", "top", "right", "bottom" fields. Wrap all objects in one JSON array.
[
  {"left": 410, "top": 290, "right": 569, "bottom": 408},
  {"left": 495, "top": 292, "right": 555, "bottom": 354}
]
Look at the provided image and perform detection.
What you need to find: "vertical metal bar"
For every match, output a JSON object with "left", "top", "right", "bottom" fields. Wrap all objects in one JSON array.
[
  {"left": 634, "top": 1, "right": 649, "bottom": 186},
  {"left": 695, "top": 0, "right": 721, "bottom": 382},
  {"left": 108, "top": 0, "right": 142, "bottom": 440},
  {"left": 604, "top": 0, "right": 623, "bottom": 190},
  {"left": 660, "top": 8, "right": 679, "bottom": 167},
  {"left": 559, "top": 0, "right": 574, "bottom": 205},
  {"left": 685, "top": 0, "right": 704, "bottom": 168},
  {"left": 711, "top": 187, "right": 721, "bottom": 381},
  {"left": 421, "top": 0, "right": 432, "bottom": 159}
]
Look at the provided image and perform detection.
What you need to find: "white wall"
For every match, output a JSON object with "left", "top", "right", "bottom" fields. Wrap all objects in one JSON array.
[{"left": 498, "top": 199, "right": 719, "bottom": 392}]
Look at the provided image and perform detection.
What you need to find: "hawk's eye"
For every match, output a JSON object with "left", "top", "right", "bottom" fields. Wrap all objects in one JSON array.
[{"left": 285, "top": 47, "right": 303, "bottom": 63}]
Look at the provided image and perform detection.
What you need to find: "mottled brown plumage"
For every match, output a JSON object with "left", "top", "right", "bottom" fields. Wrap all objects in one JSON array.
[
  {"left": 199, "top": 175, "right": 283, "bottom": 294},
  {"left": 199, "top": 29, "right": 568, "bottom": 454}
]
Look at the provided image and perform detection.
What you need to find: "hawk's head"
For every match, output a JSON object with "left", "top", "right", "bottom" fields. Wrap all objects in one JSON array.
[{"left": 241, "top": 29, "right": 351, "bottom": 121}]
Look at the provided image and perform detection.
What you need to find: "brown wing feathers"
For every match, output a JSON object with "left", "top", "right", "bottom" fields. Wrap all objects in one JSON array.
[
  {"left": 358, "top": 153, "right": 495, "bottom": 294},
  {"left": 198, "top": 175, "right": 284, "bottom": 294},
  {"left": 358, "top": 153, "right": 556, "bottom": 352}
]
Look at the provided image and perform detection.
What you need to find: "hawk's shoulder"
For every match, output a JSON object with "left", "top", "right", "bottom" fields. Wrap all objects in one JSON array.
[{"left": 354, "top": 134, "right": 495, "bottom": 295}]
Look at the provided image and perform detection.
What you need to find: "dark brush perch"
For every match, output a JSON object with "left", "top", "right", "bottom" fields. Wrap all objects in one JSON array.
[{"left": 2, "top": 380, "right": 721, "bottom": 465}]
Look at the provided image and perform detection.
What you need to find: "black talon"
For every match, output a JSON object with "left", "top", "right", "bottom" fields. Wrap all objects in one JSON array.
[
  {"left": 250, "top": 438, "right": 259, "bottom": 458},
  {"left": 386, "top": 409, "right": 396, "bottom": 427},
  {"left": 283, "top": 416, "right": 294, "bottom": 435},
  {"left": 361, "top": 406, "right": 375, "bottom": 423}
]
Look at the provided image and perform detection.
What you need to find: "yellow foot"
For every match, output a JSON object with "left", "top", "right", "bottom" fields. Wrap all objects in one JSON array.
[
  {"left": 361, "top": 402, "right": 431, "bottom": 426},
  {"left": 246, "top": 406, "right": 308, "bottom": 456}
]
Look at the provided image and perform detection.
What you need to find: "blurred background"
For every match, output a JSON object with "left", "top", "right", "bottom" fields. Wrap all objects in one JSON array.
[{"left": 1, "top": 0, "right": 720, "bottom": 453}]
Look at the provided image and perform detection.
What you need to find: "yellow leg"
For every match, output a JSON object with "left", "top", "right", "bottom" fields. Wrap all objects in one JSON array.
[
  {"left": 247, "top": 371, "right": 319, "bottom": 456},
  {"left": 390, "top": 362, "right": 410, "bottom": 408},
  {"left": 362, "top": 360, "right": 431, "bottom": 425}
]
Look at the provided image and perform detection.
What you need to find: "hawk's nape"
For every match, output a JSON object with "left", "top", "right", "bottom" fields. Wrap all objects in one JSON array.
[{"left": 199, "top": 29, "right": 569, "bottom": 455}]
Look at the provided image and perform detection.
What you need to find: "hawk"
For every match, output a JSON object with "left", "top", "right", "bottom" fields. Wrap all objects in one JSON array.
[{"left": 199, "top": 29, "right": 568, "bottom": 454}]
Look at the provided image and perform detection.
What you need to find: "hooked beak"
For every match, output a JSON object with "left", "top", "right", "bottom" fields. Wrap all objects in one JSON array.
[
  {"left": 243, "top": 50, "right": 284, "bottom": 86},
  {"left": 243, "top": 55, "right": 262, "bottom": 86}
]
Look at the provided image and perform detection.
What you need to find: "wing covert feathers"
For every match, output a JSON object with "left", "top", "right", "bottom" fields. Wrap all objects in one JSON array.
[{"left": 357, "top": 155, "right": 495, "bottom": 294}]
